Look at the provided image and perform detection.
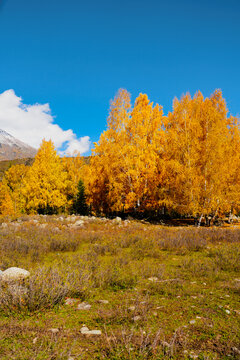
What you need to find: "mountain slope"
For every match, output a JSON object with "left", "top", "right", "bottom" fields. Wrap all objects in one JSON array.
[{"left": 0, "top": 129, "right": 37, "bottom": 161}]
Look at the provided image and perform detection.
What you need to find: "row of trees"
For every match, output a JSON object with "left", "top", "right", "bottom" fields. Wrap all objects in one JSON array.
[
  {"left": 0, "top": 140, "right": 88, "bottom": 215},
  {"left": 0, "top": 89, "right": 240, "bottom": 222}
]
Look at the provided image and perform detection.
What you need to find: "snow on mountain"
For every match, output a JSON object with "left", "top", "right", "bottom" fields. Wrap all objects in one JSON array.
[{"left": 0, "top": 129, "right": 37, "bottom": 161}]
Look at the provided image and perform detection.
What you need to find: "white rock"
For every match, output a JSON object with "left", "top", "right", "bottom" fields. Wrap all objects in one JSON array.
[
  {"left": 73, "top": 220, "right": 84, "bottom": 227},
  {"left": 77, "top": 302, "right": 91, "bottom": 310},
  {"left": 80, "top": 326, "right": 101, "bottom": 335},
  {"left": 133, "top": 315, "right": 141, "bottom": 321},
  {"left": 189, "top": 319, "right": 196, "bottom": 324},
  {"left": 49, "top": 328, "right": 59, "bottom": 334},
  {"left": 39, "top": 223, "right": 47, "bottom": 229},
  {"left": 113, "top": 217, "right": 122, "bottom": 224},
  {"left": 65, "top": 298, "right": 79, "bottom": 306},
  {"left": 1, "top": 223, "right": 8, "bottom": 228},
  {"left": 225, "top": 309, "right": 230, "bottom": 314},
  {"left": 128, "top": 306, "right": 136, "bottom": 311},
  {"left": 0, "top": 267, "right": 30, "bottom": 282},
  {"left": 87, "top": 330, "right": 102, "bottom": 335},
  {"left": 148, "top": 277, "right": 158, "bottom": 282},
  {"left": 98, "top": 300, "right": 109, "bottom": 304}
]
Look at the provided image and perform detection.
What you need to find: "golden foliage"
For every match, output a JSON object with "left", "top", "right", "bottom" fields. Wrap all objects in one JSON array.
[
  {"left": 0, "top": 89, "right": 239, "bottom": 220},
  {"left": 22, "top": 140, "right": 67, "bottom": 214}
]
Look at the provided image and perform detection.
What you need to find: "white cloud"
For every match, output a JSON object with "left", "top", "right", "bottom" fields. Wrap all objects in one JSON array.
[{"left": 0, "top": 89, "right": 90, "bottom": 155}]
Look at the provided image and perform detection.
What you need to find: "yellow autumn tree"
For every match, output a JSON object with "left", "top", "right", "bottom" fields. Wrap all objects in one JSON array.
[
  {"left": 87, "top": 89, "right": 131, "bottom": 214},
  {"left": 3, "top": 164, "right": 29, "bottom": 214},
  {"left": 23, "top": 139, "right": 67, "bottom": 214},
  {"left": 166, "top": 90, "right": 237, "bottom": 223},
  {"left": 0, "top": 182, "right": 14, "bottom": 216},
  {"left": 87, "top": 89, "right": 166, "bottom": 214},
  {"left": 123, "top": 93, "right": 165, "bottom": 211}
]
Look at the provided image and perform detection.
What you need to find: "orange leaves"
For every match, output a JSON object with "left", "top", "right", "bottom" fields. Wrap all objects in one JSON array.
[{"left": 88, "top": 88, "right": 240, "bottom": 218}]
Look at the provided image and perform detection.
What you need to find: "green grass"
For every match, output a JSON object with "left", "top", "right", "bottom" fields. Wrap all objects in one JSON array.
[{"left": 0, "top": 216, "right": 239, "bottom": 359}]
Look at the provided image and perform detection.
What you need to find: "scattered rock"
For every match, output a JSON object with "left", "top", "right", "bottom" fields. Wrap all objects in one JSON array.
[
  {"left": 189, "top": 319, "right": 196, "bottom": 324},
  {"left": 113, "top": 217, "right": 122, "bottom": 224},
  {"left": 32, "top": 337, "right": 38, "bottom": 344},
  {"left": 39, "top": 223, "right": 47, "bottom": 229},
  {"left": 77, "top": 302, "right": 91, "bottom": 310},
  {"left": 80, "top": 325, "right": 90, "bottom": 334},
  {"left": 128, "top": 306, "right": 136, "bottom": 311},
  {"left": 80, "top": 325, "right": 101, "bottom": 335},
  {"left": 98, "top": 299, "right": 109, "bottom": 304},
  {"left": 87, "top": 330, "right": 102, "bottom": 335},
  {"left": 72, "top": 220, "right": 84, "bottom": 228},
  {"left": 148, "top": 277, "right": 158, "bottom": 282},
  {"left": 0, "top": 267, "right": 30, "bottom": 282},
  {"left": 133, "top": 315, "right": 141, "bottom": 322},
  {"left": 49, "top": 328, "right": 59, "bottom": 334},
  {"left": 1, "top": 222, "right": 8, "bottom": 228},
  {"left": 65, "top": 298, "right": 79, "bottom": 306},
  {"left": 225, "top": 309, "right": 230, "bottom": 314}
]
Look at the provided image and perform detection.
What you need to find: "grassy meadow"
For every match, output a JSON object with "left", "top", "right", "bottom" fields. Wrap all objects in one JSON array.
[{"left": 0, "top": 215, "right": 239, "bottom": 359}]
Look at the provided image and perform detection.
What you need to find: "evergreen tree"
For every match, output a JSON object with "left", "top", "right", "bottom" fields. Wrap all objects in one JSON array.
[{"left": 74, "top": 179, "right": 88, "bottom": 215}]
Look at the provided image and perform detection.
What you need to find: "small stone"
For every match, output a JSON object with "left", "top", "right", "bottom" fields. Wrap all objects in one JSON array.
[
  {"left": 80, "top": 326, "right": 90, "bottom": 334},
  {"left": 148, "top": 277, "right": 158, "bottom": 282},
  {"left": 87, "top": 330, "right": 102, "bottom": 335},
  {"left": 113, "top": 217, "right": 122, "bottom": 224},
  {"left": 189, "top": 319, "right": 196, "bottom": 324},
  {"left": 33, "top": 337, "right": 38, "bottom": 344},
  {"left": 133, "top": 315, "right": 141, "bottom": 321},
  {"left": 80, "top": 326, "right": 101, "bottom": 335},
  {"left": 153, "top": 311, "right": 158, "bottom": 316},
  {"left": 73, "top": 220, "right": 84, "bottom": 227},
  {"left": 49, "top": 328, "right": 59, "bottom": 334},
  {"left": 77, "top": 302, "right": 91, "bottom": 310},
  {"left": 65, "top": 298, "right": 79, "bottom": 306},
  {"left": 225, "top": 309, "right": 230, "bottom": 314},
  {"left": 128, "top": 306, "right": 136, "bottom": 311},
  {"left": 98, "top": 300, "right": 109, "bottom": 304}
]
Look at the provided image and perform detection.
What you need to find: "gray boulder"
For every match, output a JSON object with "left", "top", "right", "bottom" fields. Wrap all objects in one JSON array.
[{"left": 0, "top": 267, "right": 30, "bottom": 282}]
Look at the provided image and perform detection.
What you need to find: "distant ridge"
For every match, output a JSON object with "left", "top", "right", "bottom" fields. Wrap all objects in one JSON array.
[{"left": 0, "top": 129, "right": 37, "bottom": 161}]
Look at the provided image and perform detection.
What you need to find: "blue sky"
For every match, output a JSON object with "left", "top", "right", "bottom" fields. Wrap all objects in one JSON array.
[{"left": 0, "top": 0, "right": 239, "bottom": 154}]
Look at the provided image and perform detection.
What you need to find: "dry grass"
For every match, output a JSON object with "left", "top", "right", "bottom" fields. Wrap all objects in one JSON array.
[{"left": 0, "top": 216, "right": 239, "bottom": 359}]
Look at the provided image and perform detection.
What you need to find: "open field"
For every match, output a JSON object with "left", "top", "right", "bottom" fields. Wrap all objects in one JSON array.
[{"left": 0, "top": 215, "right": 239, "bottom": 360}]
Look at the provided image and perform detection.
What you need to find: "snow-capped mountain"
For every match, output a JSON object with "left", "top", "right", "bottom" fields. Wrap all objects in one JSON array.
[{"left": 0, "top": 129, "right": 37, "bottom": 161}]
